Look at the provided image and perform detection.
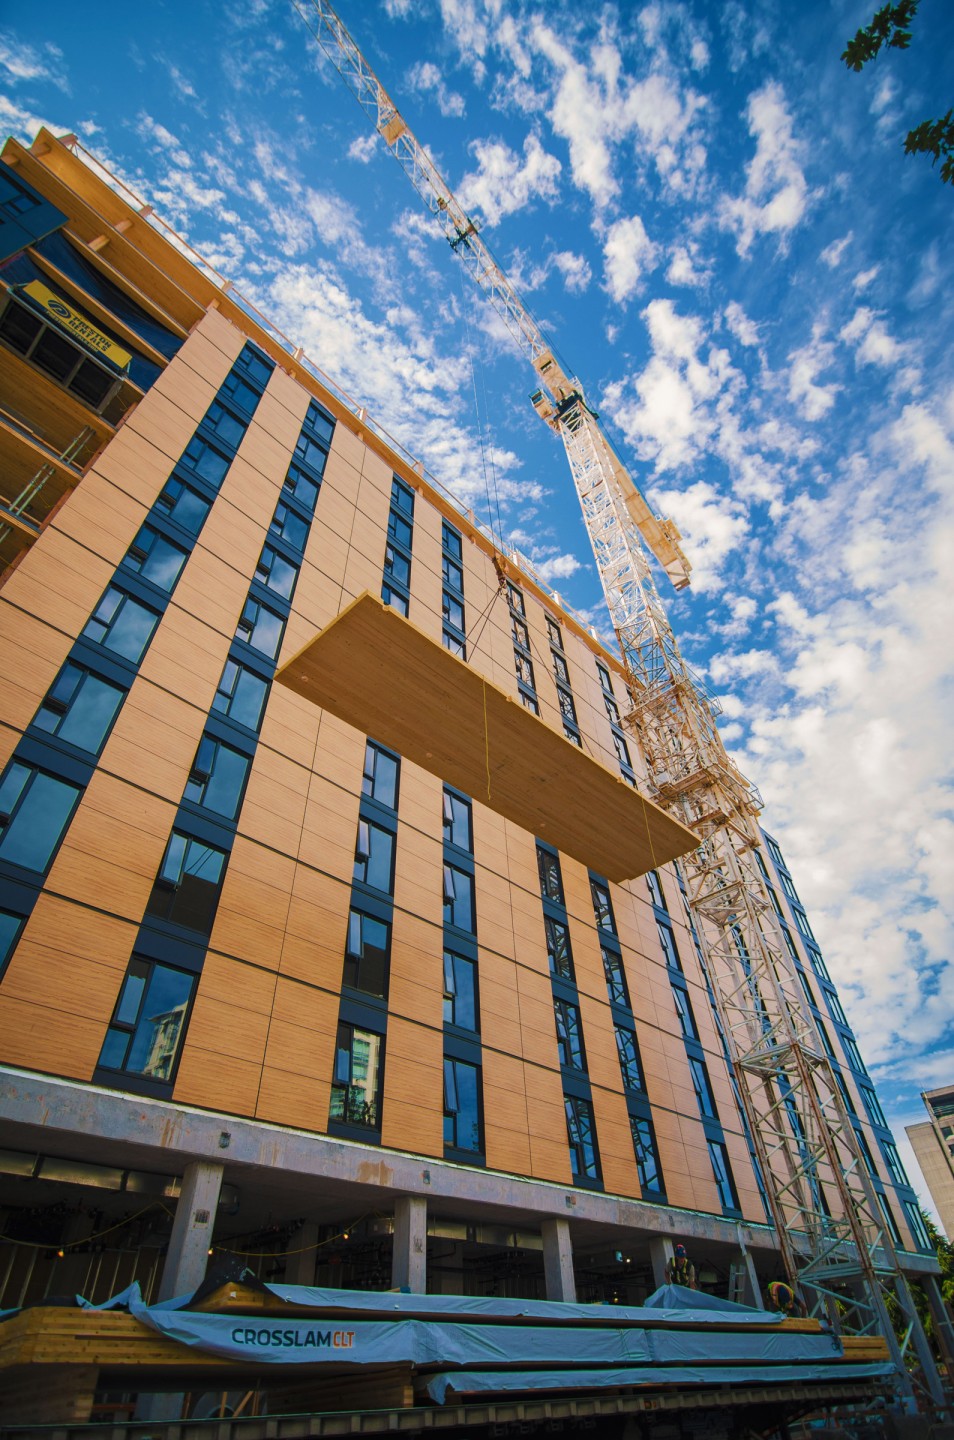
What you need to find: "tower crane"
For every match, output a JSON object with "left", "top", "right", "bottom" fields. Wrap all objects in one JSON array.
[{"left": 291, "top": 0, "right": 945, "bottom": 1407}]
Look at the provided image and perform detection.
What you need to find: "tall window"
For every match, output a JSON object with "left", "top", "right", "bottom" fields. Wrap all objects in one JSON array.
[
  {"left": 98, "top": 959, "right": 195, "bottom": 1083},
  {"left": 443, "top": 950, "right": 477, "bottom": 1030},
  {"left": 443, "top": 863, "right": 475, "bottom": 932},
  {"left": 441, "top": 521, "right": 466, "bottom": 658},
  {"left": 554, "top": 998, "right": 586, "bottom": 1070},
  {"left": 444, "top": 1057, "right": 482, "bottom": 1152},
  {"left": 212, "top": 660, "right": 269, "bottom": 731},
  {"left": 708, "top": 1139, "right": 739, "bottom": 1210},
  {"left": 362, "top": 742, "right": 400, "bottom": 810},
  {"left": 0, "top": 763, "right": 80, "bottom": 873},
  {"left": 591, "top": 879, "right": 616, "bottom": 933},
  {"left": 235, "top": 597, "right": 285, "bottom": 659},
  {"left": 82, "top": 586, "right": 160, "bottom": 664},
  {"left": 123, "top": 525, "right": 189, "bottom": 592},
  {"left": 565, "top": 1095, "right": 600, "bottom": 1181},
  {"left": 631, "top": 1114, "right": 664, "bottom": 1194},
  {"left": 602, "top": 946, "right": 630, "bottom": 1008},
  {"left": 689, "top": 1056, "right": 717, "bottom": 1118},
  {"left": 382, "top": 477, "right": 414, "bottom": 615},
  {"left": 646, "top": 869, "right": 667, "bottom": 912},
  {"left": 184, "top": 735, "right": 251, "bottom": 821},
  {"left": 537, "top": 844, "right": 564, "bottom": 905},
  {"left": 442, "top": 789, "right": 472, "bottom": 852},
  {"left": 145, "top": 831, "right": 227, "bottom": 934},
  {"left": 657, "top": 920, "right": 682, "bottom": 971},
  {"left": 331, "top": 1024, "right": 383, "bottom": 1129},
  {"left": 34, "top": 663, "right": 125, "bottom": 755},
  {"left": 616, "top": 1026, "right": 644, "bottom": 1091},
  {"left": 671, "top": 984, "right": 698, "bottom": 1039},
  {"left": 344, "top": 909, "right": 390, "bottom": 997},
  {"left": 0, "top": 910, "right": 25, "bottom": 980},
  {"left": 545, "top": 915, "right": 574, "bottom": 980},
  {"left": 353, "top": 819, "right": 395, "bottom": 894},
  {"left": 155, "top": 476, "right": 210, "bottom": 535}
]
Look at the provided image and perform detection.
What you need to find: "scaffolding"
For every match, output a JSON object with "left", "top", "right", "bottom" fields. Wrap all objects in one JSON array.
[{"left": 293, "top": 0, "right": 946, "bottom": 1410}]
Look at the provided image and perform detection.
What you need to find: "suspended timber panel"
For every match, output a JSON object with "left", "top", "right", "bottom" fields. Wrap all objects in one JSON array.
[{"left": 277, "top": 592, "right": 698, "bottom": 883}]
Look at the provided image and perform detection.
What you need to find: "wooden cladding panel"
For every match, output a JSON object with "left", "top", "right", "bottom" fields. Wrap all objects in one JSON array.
[
  {"left": 173, "top": 1048, "right": 262, "bottom": 1117},
  {"left": 0, "top": 896, "right": 133, "bottom": 1076},
  {"left": 135, "top": 606, "right": 228, "bottom": 712},
  {"left": 238, "top": 745, "right": 311, "bottom": 858},
  {"left": 474, "top": 864, "right": 515, "bottom": 962},
  {"left": 524, "top": 1062, "right": 573, "bottom": 1185},
  {"left": 256, "top": 1065, "right": 332, "bottom": 1134},
  {"left": 46, "top": 772, "right": 173, "bottom": 921},
  {"left": 124, "top": 388, "right": 215, "bottom": 473},
  {"left": 257, "top": 687, "right": 323, "bottom": 770},
  {"left": 393, "top": 816, "right": 442, "bottom": 932},
  {"left": 298, "top": 771, "right": 361, "bottom": 884},
  {"left": 50, "top": 471, "right": 146, "bottom": 570},
  {"left": 0, "top": 994, "right": 104, "bottom": 1081},
  {"left": 99, "top": 677, "right": 204, "bottom": 805},
  {"left": 482, "top": 1048, "right": 532, "bottom": 1176},
  {"left": 209, "top": 835, "right": 295, "bottom": 971},
  {"left": 389, "top": 911, "right": 442, "bottom": 1031},
  {"left": 0, "top": 610, "right": 71, "bottom": 729},
  {"left": 589, "top": 1084, "right": 642, "bottom": 1200},
  {"left": 279, "top": 865, "right": 349, "bottom": 992},
  {"left": 1, "top": 527, "right": 112, "bottom": 640},
  {"left": 380, "top": 1015, "right": 443, "bottom": 1157}
]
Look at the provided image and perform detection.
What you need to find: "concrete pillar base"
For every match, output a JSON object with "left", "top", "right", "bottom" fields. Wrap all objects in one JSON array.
[
  {"left": 392, "top": 1195, "right": 427, "bottom": 1292},
  {"left": 542, "top": 1217, "right": 575, "bottom": 1303}
]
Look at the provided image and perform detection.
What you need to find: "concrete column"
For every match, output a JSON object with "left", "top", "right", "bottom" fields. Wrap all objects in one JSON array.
[
  {"left": 649, "top": 1236, "right": 674, "bottom": 1292},
  {"left": 392, "top": 1195, "right": 427, "bottom": 1292},
  {"left": 285, "top": 1221, "right": 319, "bottom": 1288},
  {"left": 158, "top": 1160, "right": 223, "bottom": 1302},
  {"left": 541, "top": 1217, "right": 576, "bottom": 1303},
  {"left": 729, "top": 1243, "right": 763, "bottom": 1308}
]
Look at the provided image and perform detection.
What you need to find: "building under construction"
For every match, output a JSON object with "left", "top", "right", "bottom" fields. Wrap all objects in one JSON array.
[{"left": 0, "top": 89, "right": 950, "bottom": 1432}]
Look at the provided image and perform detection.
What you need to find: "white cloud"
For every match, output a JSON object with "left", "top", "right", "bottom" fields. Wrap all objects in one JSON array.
[
  {"left": 603, "top": 214, "right": 658, "bottom": 303},
  {"left": 721, "top": 81, "right": 811, "bottom": 256},
  {"left": 724, "top": 301, "right": 760, "bottom": 347},
  {"left": 408, "top": 60, "right": 465, "bottom": 118},
  {"left": 667, "top": 242, "right": 711, "bottom": 288},
  {"left": 552, "top": 250, "right": 592, "bottom": 293},
  {"left": 840, "top": 307, "right": 911, "bottom": 371},
  {"left": 528, "top": 18, "right": 706, "bottom": 208},
  {"left": 348, "top": 133, "right": 379, "bottom": 164},
  {"left": 728, "top": 399, "right": 954, "bottom": 1094},
  {"left": 654, "top": 479, "right": 749, "bottom": 592},
  {"left": 533, "top": 552, "right": 585, "bottom": 582},
  {"left": 604, "top": 299, "right": 734, "bottom": 473},
  {"left": 787, "top": 326, "right": 841, "bottom": 421},
  {"left": 0, "top": 34, "right": 69, "bottom": 92},
  {"left": 457, "top": 132, "right": 561, "bottom": 226},
  {"left": 258, "top": 261, "right": 538, "bottom": 515},
  {"left": 853, "top": 265, "right": 879, "bottom": 292},
  {"left": 820, "top": 233, "right": 853, "bottom": 269}
]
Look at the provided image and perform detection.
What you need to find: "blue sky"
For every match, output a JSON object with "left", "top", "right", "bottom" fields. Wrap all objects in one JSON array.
[{"left": 2, "top": 0, "right": 952, "bottom": 1218}]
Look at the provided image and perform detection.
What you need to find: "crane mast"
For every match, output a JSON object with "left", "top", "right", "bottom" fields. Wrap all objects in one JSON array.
[{"left": 294, "top": 0, "right": 943, "bottom": 1406}]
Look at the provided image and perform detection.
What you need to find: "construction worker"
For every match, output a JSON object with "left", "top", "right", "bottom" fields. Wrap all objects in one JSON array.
[
  {"left": 665, "top": 1243, "right": 697, "bottom": 1289},
  {"left": 766, "top": 1279, "right": 807, "bottom": 1318}
]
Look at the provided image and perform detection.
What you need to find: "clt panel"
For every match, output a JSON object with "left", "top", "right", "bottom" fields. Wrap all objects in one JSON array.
[{"left": 278, "top": 593, "right": 698, "bottom": 883}]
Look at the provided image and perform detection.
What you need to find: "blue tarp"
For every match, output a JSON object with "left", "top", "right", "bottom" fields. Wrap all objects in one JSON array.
[
  {"left": 125, "top": 1306, "right": 841, "bottom": 1369},
  {"left": 425, "top": 1361, "right": 896, "bottom": 1405},
  {"left": 261, "top": 1281, "right": 786, "bottom": 1327}
]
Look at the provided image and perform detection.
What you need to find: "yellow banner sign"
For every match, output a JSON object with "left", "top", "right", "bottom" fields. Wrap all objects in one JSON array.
[{"left": 23, "top": 280, "right": 132, "bottom": 370}]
